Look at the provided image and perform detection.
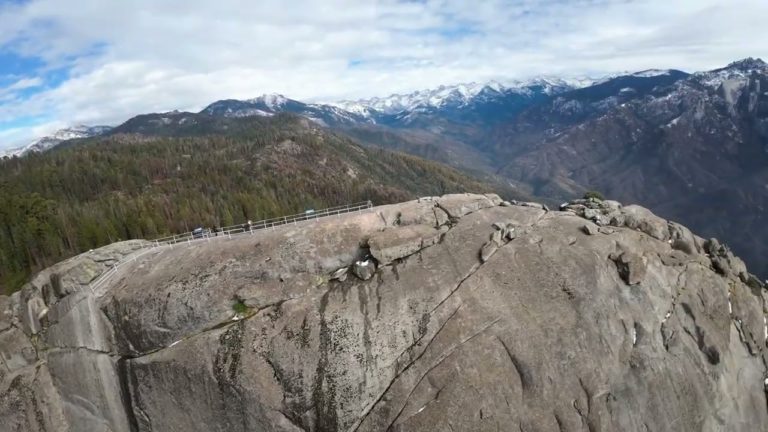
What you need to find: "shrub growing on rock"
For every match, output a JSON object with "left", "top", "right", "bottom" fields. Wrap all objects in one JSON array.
[
  {"left": 232, "top": 300, "right": 250, "bottom": 315},
  {"left": 583, "top": 190, "right": 605, "bottom": 201}
]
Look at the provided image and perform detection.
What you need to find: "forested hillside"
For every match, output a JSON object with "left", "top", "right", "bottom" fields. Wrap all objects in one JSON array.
[{"left": 0, "top": 114, "right": 498, "bottom": 293}]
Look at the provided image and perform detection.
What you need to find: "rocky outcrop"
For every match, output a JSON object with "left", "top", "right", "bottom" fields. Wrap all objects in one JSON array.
[
  {"left": 1, "top": 194, "right": 767, "bottom": 431},
  {"left": 0, "top": 240, "right": 148, "bottom": 432}
]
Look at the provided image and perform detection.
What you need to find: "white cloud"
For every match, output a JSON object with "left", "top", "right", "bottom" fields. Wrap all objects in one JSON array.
[
  {"left": 0, "top": 0, "right": 767, "bottom": 147},
  {"left": 5, "top": 77, "right": 43, "bottom": 92},
  {"left": 0, "top": 76, "right": 43, "bottom": 103},
  {"left": 0, "top": 119, "right": 66, "bottom": 148}
]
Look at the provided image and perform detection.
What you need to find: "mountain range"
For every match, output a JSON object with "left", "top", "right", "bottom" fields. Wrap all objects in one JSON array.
[
  {"left": 3, "top": 57, "right": 767, "bottom": 278},
  {"left": 0, "top": 125, "right": 111, "bottom": 158}
]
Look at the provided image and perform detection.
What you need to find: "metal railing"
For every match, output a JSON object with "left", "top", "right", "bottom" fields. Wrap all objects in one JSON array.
[
  {"left": 89, "top": 246, "right": 160, "bottom": 293},
  {"left": 88, "top": 200, "right": 374, "bottom": 292}
]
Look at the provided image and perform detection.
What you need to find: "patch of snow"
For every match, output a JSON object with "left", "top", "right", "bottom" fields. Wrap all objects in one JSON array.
[
  {"left": 631, "top": 69, "right": 672, "bottom": 78},
  {"left": 0, "top": 145, "right": 26, "bottom": 158},
  {"left": 265, "top": 94, "right": 287, "bottom": 109},
  {"left": 305, "top": 117, "right": 328, "bottom": 127},
  {"left": 559, "top": 76, "right": 600, "bottom": 88},
  {"left": 250, "top": 93, "right": 288, "bottom": 110},
  {"left": 227, "top": 108, "right": 274, "bottom": 118},
  {"left": 329, "top": 102, "right": 373, "bottom": 118}
]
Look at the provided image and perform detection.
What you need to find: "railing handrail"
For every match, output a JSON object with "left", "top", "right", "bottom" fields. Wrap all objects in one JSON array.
[
  {"left": 88, "top": 200, "right": 374, "bottom": 292},
  {"left": 151, "top": 201, "right": 372, "bottom": 244}
]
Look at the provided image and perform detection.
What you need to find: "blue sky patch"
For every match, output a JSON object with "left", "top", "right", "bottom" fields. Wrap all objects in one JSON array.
[
  {"left": 0, "top": 0, "right": 31, "bottom": 6},
  {"left": 0, "top": 50, "right": 46, "bottom": 81},
  {"left": 347, "top": 59, "right": 365, "bottom": 68},
  {"left": 438, "top": 25, "right": 481, "bottom": 40}
]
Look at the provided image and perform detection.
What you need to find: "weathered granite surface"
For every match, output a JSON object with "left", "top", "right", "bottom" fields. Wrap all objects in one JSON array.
[{"left": 1, "top": 194, "right": 766, "bottom": 432}]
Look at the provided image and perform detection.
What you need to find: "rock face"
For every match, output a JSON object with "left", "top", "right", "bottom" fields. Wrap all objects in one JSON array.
[{"left": 1, "top": 194, "right": 767, "bottom": 432}]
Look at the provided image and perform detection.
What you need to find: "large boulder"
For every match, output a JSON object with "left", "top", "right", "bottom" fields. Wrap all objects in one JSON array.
[
  {"left": 368, "top": 224, "right": 445, "bottom": 265},
  {"left": 0, "top": 194, "right": 766, "bottom": 432},
  {"left": 610, "top": 251, "right": 648, "bottom": 285},
  {"left": 435, "top": 193, "right": 496, "bottom": 220},
  {"left": 620, "top": 205, "right": 670, "bottom": 241}
]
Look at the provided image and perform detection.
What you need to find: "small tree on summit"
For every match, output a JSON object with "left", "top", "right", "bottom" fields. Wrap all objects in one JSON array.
[{"left": 583, "top": 190, "right": 605, "bottom": 201}]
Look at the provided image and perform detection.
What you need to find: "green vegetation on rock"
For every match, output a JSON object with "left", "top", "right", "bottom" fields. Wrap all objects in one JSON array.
[
  {"left": 583, "top": 190, "right": 605, "bottom": 201},
  {"left": 232, "top": 300, "right": 250, "bottom": 315}
]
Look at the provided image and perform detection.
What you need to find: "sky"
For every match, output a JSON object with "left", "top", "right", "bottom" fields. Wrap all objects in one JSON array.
[{"left": 0, "top": 0, "right": 766, "bottom": 148}]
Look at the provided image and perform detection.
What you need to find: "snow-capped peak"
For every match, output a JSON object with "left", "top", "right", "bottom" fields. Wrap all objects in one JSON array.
[
  {"left": 514, "top": 77, "right": 595, "bottom": 95},
  {"left": 722, "top": 57, "right": 767, "bottom": 73},
  {"left": 0, "top": 125, "right": 111, "bottom": 159},
  {"left": 248, "top": 94, "right": 289, "bottom": 110},
  {"left": 51, "top": 125, "right": 107, "bottom": 140},
  {"left": 694, "top": 58, "right": 768, "bottom": 89},
  {"left": 331, "top": 79, "right": 578, "bottom": 115}
]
